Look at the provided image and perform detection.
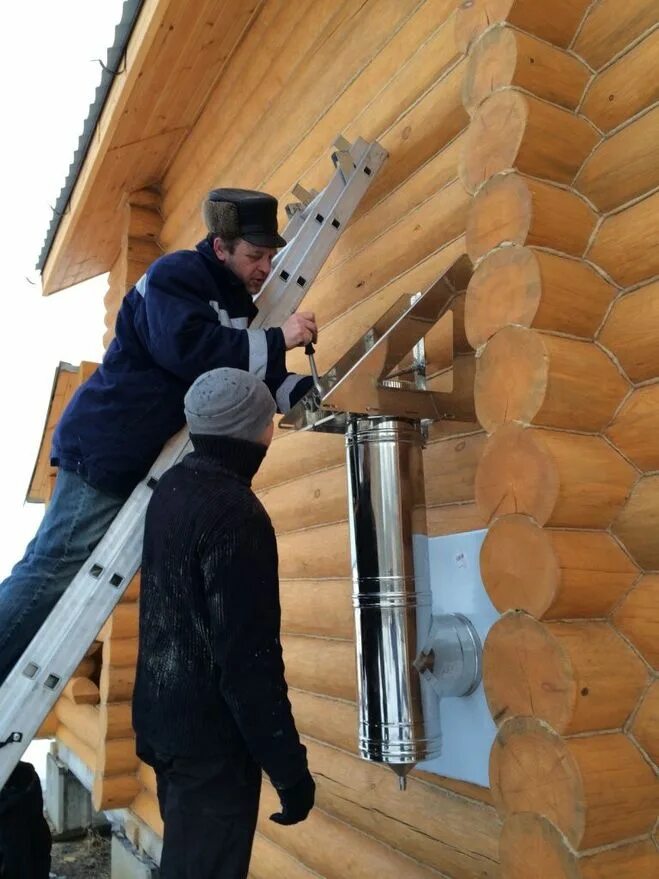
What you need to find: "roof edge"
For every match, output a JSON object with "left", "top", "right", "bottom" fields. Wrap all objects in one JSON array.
[{"left": 36, "top": 0, "right": 145, "bottom": 272}]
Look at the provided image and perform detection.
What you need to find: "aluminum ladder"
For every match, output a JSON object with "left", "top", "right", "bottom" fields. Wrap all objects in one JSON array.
[{"left": 0, "top": 135, "right": 387, "bottom": 789}]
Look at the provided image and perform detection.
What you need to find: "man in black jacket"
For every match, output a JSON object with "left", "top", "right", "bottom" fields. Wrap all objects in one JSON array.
[{"left": 133, "top": 367, "right": 314, "bottom": 879}]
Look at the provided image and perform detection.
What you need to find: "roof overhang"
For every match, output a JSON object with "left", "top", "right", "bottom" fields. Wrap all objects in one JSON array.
[{"left": 39, "top": 0, "right": 263, "bottom": 295}]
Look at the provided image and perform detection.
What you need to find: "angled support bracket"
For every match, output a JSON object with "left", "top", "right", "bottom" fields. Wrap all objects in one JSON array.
[{"left": 280, "top": 255, "right": 476, "bottom": 434}]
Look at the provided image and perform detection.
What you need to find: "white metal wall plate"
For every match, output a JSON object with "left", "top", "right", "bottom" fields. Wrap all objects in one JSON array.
[{"left": 413, "top": 530, "right": 499, "bottom": 787}]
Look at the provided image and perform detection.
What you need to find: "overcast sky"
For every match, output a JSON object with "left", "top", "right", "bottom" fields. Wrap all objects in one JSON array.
[{"left": 0, "top": 2, "right": 127, "bottom": 578}]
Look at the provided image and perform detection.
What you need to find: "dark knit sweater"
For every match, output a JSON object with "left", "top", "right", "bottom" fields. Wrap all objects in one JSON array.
[{"left": 132, "top": 434, "right": 308, "bottom": 790}]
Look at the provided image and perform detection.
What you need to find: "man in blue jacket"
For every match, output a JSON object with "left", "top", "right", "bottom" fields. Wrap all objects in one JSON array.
[{"left": 0, "top": 187, "right": 317, "bottom": 690}]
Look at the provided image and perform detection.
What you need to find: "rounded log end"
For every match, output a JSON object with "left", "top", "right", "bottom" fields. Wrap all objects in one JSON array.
[
  {"left": 500, "top": 813, "right": 580, "bottom": 879},
  {"left": 491, "top": 333, "right": 629, "bottom": 433},
  {"left": 484, "top": 611, "right": 575, "bottom": 731},
  {"left": 91, "top": 774, "right": 106, "bottom": 813},
  {"left": 460, "top": 90, "right": 528, "bottom": 193},
  {"left": 475, "top": 423, "right": 559, "bottom": 525},
  {"left": 92, "top": 772, "right": 140, "bottom": 812},
  {"left": 102, "top": 328, "right": 115, "bottom": 350},
  {"left": 606, "top": 384, "right": 659, "bottom": 472},
  {"left": 502, "top": 815, "right": 659, "bottom": 878},
  {"left": 631, "top": 680, "right": 659, "bottom": 765},
  {"left": 599, "top": 280, "right": 659, "bottom": 384},
  {"left": 36, "top": 711, "right": 58, "bottom": 739},
  {"left": 454, "top": 0, "right": 514, "bottom": 54},
  {"left": 65, "top": 677, "right": 101, "bottom": 706},
  {"left": 480, "top": 513, "right": 559, "bottom": 616},
  {"left": 462, "top": 24, "right": 518, "bottom": 114},
  {"left": 489, "top": 717, "right": 585, "bottom": 847},
  {"left": 612, "top": 475, "right": 659, "bottom": 570},
  {"left": 466, "top": 173, "right": 532, "bottom": 263},
  {"left": 465, "top": 245, "right": 541, "bottom": 349},
  {"left": 613, "top": 574, "right": 659, "bottom": 670},
  {"left": 475, "top": 325, "right": 549, "bottom": 432}
]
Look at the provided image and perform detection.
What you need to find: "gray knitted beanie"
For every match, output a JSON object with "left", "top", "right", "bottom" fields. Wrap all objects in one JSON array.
[{"left": 184, "top": 368, "right": 275, "bottom": 444}]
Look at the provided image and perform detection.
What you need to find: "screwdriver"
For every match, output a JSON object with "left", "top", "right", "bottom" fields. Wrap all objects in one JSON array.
[{"left": 305, "top": 341, "right": 322, "bottom": 393}]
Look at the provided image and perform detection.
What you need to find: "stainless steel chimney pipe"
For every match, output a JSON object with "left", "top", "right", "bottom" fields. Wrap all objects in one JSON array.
[
  {"left": 280, "top": 258, "right": 481, "bottom": 788},
  {"left": 346, "top": 417, "right": 440, "bottom": 789}
]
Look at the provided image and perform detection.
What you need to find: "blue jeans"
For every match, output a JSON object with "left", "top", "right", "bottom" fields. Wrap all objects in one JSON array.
[{"left": 0, "top": 469, "right": 123, "bottom": 684}]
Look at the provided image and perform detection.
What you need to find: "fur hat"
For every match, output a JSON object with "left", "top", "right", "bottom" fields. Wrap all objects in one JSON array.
[{"left": 203, "top": 188, "right": 286, "bottom": 248}]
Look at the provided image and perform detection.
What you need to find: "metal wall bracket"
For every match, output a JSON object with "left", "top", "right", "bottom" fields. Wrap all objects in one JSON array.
[{"left": 280, "top": 255, "right": 476, "bottom": 434}]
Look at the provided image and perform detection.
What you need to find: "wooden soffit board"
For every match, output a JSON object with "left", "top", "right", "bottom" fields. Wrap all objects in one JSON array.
[{"left": 42, "top": 0, "right": 264, "bottom": 295}]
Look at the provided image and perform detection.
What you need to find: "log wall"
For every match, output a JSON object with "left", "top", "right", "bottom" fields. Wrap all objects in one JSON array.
[
  {"left": 48, "top": 575, "right": 142, "bottom": 812},
  {"left": 103, "top": 188, "right": 163, "bottom": 349},
  {"left": 46, "top": 1, "right": 659, "bottom": 876},
  {"left": 458, "top": 1, "right": 659, "bottom": 876},
  {"left": 123, "top": 1, "right": 502, "bottom": 875}
]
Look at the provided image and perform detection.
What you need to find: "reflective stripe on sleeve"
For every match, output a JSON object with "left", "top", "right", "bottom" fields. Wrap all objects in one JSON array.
[
  {"left": 247, "top": 329, "right": 269, "bottom": 379},
  {"left": 275, "top": 374, "right": 305, "bottom": 413}
]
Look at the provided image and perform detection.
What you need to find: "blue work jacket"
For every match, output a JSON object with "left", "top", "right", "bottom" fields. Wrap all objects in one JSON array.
[{"left": 52, "top": 237, "right": 310, "bottom": 497}]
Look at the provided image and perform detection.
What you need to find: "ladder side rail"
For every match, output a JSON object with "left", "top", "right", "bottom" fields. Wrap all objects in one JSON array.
[
  {"left": 270, "top": 139, "right": 371, "bottom": 271},
  {"left": 0, "top": 431, "right": 194, "bottom": 660},
  {"left": 252, "top": 146, "right": 365, "bottom": 322},
  {"left": 254, "top": 140, "right": 386, "bottom": 328},
  {"left": 0, "top": 437, "right": 194, "bottom": 786}
]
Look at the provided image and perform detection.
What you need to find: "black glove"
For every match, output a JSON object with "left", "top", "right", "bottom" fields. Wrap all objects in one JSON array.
[{"left": 270, "top": 770, "right": 315, "bottom": 826}]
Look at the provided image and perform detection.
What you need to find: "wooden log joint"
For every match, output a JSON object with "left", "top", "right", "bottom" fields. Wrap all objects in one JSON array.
[
  {"left": 475, "top": 423, "right": 637, "bottom": 528},
  {"left": 500, "top": 812, "right": 659, "bottom": 879},
  {"left": 460, "top": 89, "right": 598, "bottom": 193},
  {"left": 576, "top": 105, "right": 659, "bottom": 214},
  {"left": 607, "top": 384, "right": 659, "bottom": 472},
  {"left": 62, "top": 677, "right": 100, "bottom": 706},
  {"left": 573, "top": 0, "right": 659, "bottom": 71},
  {"left": 582, "top": 27, "right": 659, "bottom": 133},
  {"left": 479, "top": 514, "right": 638, "bottom": 619},
  {"left": 613, "top": 475, "right": 659, "bottom": 570},
  {"left": 489, "top": 717, "right": 659, "bottom": 849},
  {"left": 483, "top": 611, "right": 649, "bottom": 734},
  {"left": 474, "top": 325, "right": 628, "bottom": 433},
  {"left": 455, "top": 0, "right": 593, "bottom": 55},
  {"left": 588, "top": 189, "right": 659, "bottom": 288},
  {"left": 92, "top": 772, "right": 141, "bottom": 812},
  {"left": 465, "top": 246, "right": 614, "bottom": 348},
  {"left": 613, "top": 574, "right": 659, "bottom": 671},
  {"left": 462, "top": 25, "right": 590, "bottom": 115},
  {"left": 630, "top": 679, "right": 659, "bottom": 765},
  {"left": 599, "top": 281, "right": 659, "bottom": 384},
  {"left": 466, "top": 172, "right": 597, "bottom": 263}
]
